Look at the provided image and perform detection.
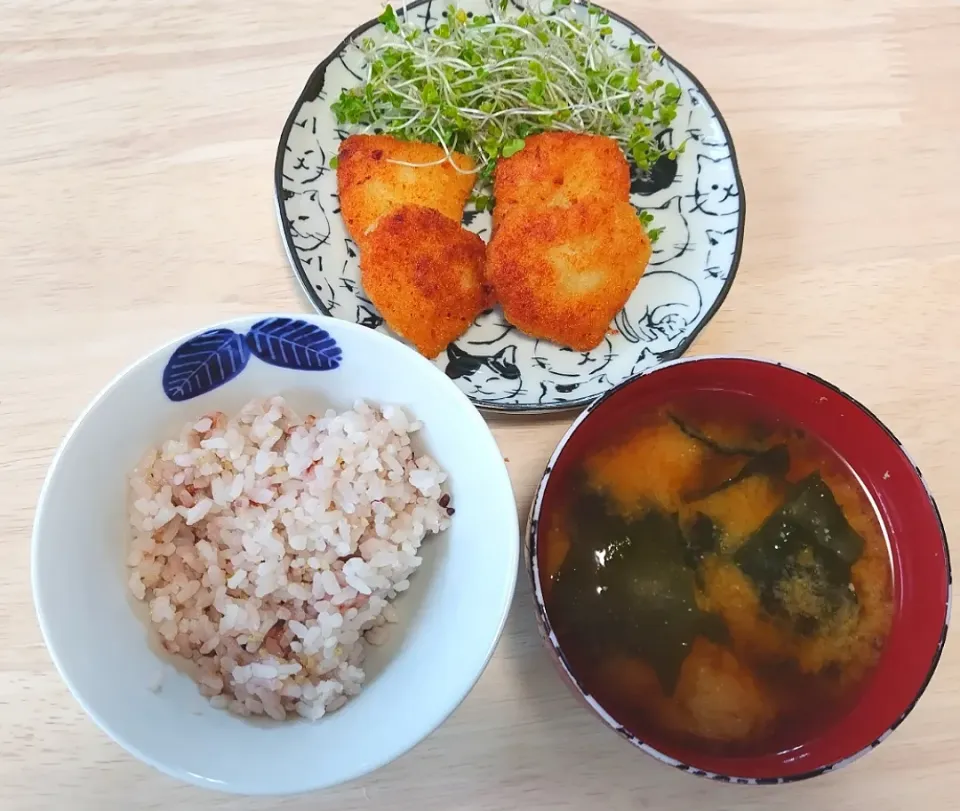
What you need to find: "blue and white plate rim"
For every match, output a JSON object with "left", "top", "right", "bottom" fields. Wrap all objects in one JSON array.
[{"left": 273, "top": 0, "right": 746, "bottom": 414}]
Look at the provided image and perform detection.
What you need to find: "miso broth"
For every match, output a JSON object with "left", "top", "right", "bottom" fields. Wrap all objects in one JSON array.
[{"left": 541, "top": 395, "right": 894, "bottom": 755}]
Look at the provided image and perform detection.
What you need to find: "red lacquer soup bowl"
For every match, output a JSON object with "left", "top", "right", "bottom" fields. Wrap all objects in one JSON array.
[{"left": 526, "top": 356, "right": 950, "bottom": 784}]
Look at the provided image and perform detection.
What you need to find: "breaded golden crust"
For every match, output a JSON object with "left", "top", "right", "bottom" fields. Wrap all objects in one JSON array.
[
  {"left": 487, "top": 197, "right": 651, "bottom": 351},
  {"left": 360, "top": 205, "right": 494, "bottom": 358},
  {"left": 337, "top": 135, "right": 476, "bottom": 246},
  {"left": 492, "top": 132, "right": 631, "bottom": 231}
]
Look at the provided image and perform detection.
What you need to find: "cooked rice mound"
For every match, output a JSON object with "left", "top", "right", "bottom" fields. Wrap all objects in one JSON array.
[{"left": 127, "top": 396, "right": 450, "bottom": 721}]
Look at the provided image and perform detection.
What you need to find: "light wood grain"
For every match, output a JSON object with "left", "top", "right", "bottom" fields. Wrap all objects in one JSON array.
[{"left": 2, "top": 0, "right": 960, "bottom": 807}]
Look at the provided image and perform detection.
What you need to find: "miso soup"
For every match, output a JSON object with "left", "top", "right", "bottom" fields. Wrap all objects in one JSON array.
[{"left": 541, "top": 394, "right": 894, "bottom": 756}]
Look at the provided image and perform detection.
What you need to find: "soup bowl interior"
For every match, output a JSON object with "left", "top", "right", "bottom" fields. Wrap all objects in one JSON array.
[
  {"left": 32, "top": 314, "right": 519, "bottom": 795},
  {"left": 528, "top": 355, "right": 949, "bottom": 783}
]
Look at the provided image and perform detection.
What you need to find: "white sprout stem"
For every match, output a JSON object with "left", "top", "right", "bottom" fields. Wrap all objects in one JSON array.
[
  {"left": 472, "top": 22, "right": 542, "bottom": 42},
  {"left": 543, "top": 53, "right": 589, "bottom": 86},
  {"left": 547, "top": 15, "right": 589, "bottom": 41},
  {"left": 385, "top": 156, "right": 452, "bottom": 168},
  {"left": 385, "top": 157, "right": 485, "bottom": 175},
  {"left": 337, "top": 0, "right": 678, "bottom": 189}
]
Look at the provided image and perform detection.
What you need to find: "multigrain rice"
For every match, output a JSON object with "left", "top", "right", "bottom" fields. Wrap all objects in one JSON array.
[{"left": 127, "top": 396, "right": 450, "bottom": 720}]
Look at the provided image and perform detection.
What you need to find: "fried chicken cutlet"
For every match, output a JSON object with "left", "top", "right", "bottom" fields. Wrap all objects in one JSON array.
[
  {"left": 337, "top": 135, "right": 477, "bottom": 247},
  {"left": 492, "top": 132, "right": 631, "bottom": 231},
  {"left": 486, "top": 197, "right": 651, "bottom": 351},
  {"left": 360, "top": 204, "right": 494, "bottom": 358}
]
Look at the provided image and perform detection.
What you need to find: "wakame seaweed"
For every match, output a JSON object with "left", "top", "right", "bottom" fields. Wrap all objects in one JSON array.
[
  {"left": 685, "top": 512, "right": 719, "bottom": 569},
  {"left": 542, "top": 404, "right": 893, "bottom": 754},
  {"left": 551, "top": 484, "right": 727, "bottom": 695},
  {"left": 687, "top": 444, "right": 791, "bottom": 502},
  {"left": 668, "top": 413, "right": 764, "bottom": 457},
  {"left": 734, "top": 473, "right": 866, "bottom": 633}
]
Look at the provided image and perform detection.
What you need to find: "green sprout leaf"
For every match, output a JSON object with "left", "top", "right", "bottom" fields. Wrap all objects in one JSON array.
[
  {"left": 472, "top": 194, "right": 492, "bottom": 211},
  {"left": 502, "top": 138, "right": 526, "bottom": 158},
  {"left": 379, "top": 4, "right": 400, "bottom": 34}
]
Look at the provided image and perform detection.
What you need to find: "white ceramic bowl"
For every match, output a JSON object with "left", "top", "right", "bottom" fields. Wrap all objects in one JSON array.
[{"left": 32, "top": 314, "right": 519, "bottom": 795}]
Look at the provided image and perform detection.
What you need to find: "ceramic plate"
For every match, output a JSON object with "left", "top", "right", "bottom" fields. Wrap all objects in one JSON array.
[{"left": 275, "top": 0, "right": 745, "bottom": 413}]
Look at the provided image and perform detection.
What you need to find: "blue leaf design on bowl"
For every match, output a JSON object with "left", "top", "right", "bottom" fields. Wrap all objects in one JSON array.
[
  {"left": 246, "top": 317, "right": 342, "bottom": 371},
  {"left": 162, "top": 328, "right": 250, "bottom": 401}
]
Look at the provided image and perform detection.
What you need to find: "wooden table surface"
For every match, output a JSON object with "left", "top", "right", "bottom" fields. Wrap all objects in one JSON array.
[{"left": 3, "top": 0, "right": 959, "bottom": 808}]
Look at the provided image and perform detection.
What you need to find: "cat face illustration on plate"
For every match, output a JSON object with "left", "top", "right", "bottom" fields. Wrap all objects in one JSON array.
[
  {"left": 443, "top": 316, "right": 526, "bottom": 403},
  {"left": 529, "top": 338, "right": 617, "bottom": 406},
  {"left": 704, "top": 226, "right": 739, "bottom": 280},
  {"left": 691, "top": 155, "right": 741, "bottom": 217}
]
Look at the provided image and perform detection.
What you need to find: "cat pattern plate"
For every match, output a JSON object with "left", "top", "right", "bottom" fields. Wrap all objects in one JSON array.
[{"left": 275, "top": 0, "right": 745, "bottom": 413}]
